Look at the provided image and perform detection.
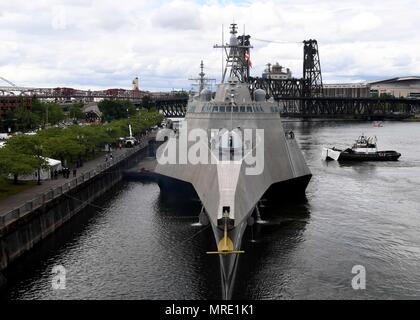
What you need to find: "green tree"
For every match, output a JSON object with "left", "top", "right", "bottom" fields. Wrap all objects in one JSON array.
[
  {"left": 0, "top": 148, "right": 39, "bottom": 184},
  {"left": 14, "top": 103, "right": 40, "bottom": 131},
  {"left": 46, "top": 103, "right": 65, "bottom": 125},
  {"left": 141, "top": 95, "right": 152, "bottom": 109},
  {"left": 69, "top": 102, "right": 85, "bottom": 121},
  {"left": 98, "top": 99, "right": 136, "bottom": 122},
  {"left": 173, "top": 90, "right": 189, "bottom": 97},
  {"left": 0, "top": 135, "right": 48, "bottom": 184},
  {"left": 1, "top": 110, "right": 17, "bottom": 132},
  {"left": 32, "top": 100, "right": 65, "bottom": 127},
  {"left": 44, "top": 135, "right": 84, "bottom": 166}
]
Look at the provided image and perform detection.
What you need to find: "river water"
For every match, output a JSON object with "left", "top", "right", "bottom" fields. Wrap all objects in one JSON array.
[{"left": 2, "top": 121, "right": 420, "bottom": 300}]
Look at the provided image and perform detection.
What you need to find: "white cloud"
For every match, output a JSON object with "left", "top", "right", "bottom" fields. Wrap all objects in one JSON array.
[
  {"left": 0, "top": 0, "right": 419, "bottom": 91},
  {"left": 152, "top": 0, "right": 202, "bottom": 30}
]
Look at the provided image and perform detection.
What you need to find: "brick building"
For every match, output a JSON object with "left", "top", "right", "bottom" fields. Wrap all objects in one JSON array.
[{"left": 0, "top": 96, "right": 32, "bottom": 120}]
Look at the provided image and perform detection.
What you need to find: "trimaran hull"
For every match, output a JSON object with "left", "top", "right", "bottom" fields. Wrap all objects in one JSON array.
[{"left": 153, "top": 23, "right": 312, "bottom": 299}]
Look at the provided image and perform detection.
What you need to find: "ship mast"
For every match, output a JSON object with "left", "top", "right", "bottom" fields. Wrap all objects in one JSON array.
[
  {"left": 189, "top": 60, "right": 215, "bottom": 93},
  {"left": 214, "top": 23, "right": 253, "bottom": 83}
]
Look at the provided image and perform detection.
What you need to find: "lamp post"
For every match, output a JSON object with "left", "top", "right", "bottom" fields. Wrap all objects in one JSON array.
[
  {"left": 34, "top": 144, "right": 44, "bottom": 185},
  {"left": 77, "top": 134, "right": 85, "bottom": 167},
  {"left": 106, "top": 127, "right": 113, "bottom": 152}
]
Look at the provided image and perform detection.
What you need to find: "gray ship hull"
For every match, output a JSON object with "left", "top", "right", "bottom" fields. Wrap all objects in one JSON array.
[
  {"left": 153, "top": 24, "right": 311, "bottom": 298},
  {"left": 156, "top": 113, "right": 312, "bottom": 228}
]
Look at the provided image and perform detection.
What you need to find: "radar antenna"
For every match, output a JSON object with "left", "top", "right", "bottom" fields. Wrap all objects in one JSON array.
[
  {"left": 189, "top": 60, "right": 216, "bottom": 93},
  {"left": 214, "top": 23, "right": 253, "bottom": 83}
]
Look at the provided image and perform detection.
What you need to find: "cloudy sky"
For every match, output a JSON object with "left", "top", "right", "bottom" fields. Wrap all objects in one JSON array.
[{"left": 0, "top": 0, "right": 419, "bottom": 91}]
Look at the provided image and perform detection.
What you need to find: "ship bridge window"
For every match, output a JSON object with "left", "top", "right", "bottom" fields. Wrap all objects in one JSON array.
[
  {"left": 220, "top": 106, "right": 226, "bottom": 112},
  {"left": 212, "top": 106, "right": 219, "bottom": 112},
  {"left": 226, "top": 106, "right": 232, "bottom": 112},
  {"left": 240, "top": 106, "right": 246, "bottom": 112},
  {"left": 247, "top": 106, "right": 253, "bottom": 112},
  {"left": 233, "top": 106, "right": 238, "bottom": 112}
]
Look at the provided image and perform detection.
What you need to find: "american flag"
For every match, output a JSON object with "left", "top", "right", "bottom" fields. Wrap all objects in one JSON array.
[{"left": 244, "top": 51, "right": 252, "bottom": 68}]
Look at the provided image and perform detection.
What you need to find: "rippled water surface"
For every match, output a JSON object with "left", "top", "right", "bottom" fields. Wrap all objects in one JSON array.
[{"left": 2, "top": 121, "right": 420, "bottom": 300}]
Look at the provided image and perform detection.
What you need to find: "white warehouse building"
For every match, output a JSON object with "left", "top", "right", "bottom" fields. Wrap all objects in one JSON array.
[
  {"left": 324, "top": 76, "right": 420, "bottom": 98},
  {"left": 369, "top": 77, "right": 420, "bottom": 98}
]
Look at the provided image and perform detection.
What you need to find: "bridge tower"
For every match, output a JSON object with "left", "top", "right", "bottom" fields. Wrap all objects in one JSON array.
[{"left": 302, "top": 40, "right": 323, "bottom": 97}]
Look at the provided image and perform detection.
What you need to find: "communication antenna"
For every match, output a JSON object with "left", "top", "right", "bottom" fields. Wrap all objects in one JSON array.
[
  {"left": 214, "top": 23, "right": 253, "bottom": 83},
  {"left": 252, "top": 38, "right": 302, "bottom": 45},
  {"left": 222, "top": 24, "right": 224, "bottom": 81},
  {"left": 189, "top": 60, "right": 216, "bottom": 93}
]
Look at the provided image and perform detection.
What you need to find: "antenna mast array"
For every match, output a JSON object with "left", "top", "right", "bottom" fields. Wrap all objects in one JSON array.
[
  {"left": 214, "top": 23, "right": 253, "bottom": 83},
  {"left": 189, "top": 60, "right": 216, "bottom": 93}
]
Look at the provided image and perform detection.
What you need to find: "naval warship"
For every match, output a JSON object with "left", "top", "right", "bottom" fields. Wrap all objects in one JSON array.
[{"left": 154, "top": 24, "right": 312, "bottom": 298}]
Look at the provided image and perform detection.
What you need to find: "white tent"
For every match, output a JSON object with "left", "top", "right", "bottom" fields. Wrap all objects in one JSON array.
[
  {"left": 17, "top": 157, "right": 63, "bottom": 181},
  {"left": 0, "top": 133, "right": 10, "bottom": 140}
]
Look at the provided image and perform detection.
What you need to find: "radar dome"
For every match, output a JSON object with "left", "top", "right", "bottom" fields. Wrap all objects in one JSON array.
[{"left": 254, "top": 89, "right": 266, "bottom": 102}]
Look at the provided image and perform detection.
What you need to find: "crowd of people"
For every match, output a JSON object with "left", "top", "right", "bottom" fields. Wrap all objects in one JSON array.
[{"left": 51, "top": 167, "right": 76, "bottom": 180}]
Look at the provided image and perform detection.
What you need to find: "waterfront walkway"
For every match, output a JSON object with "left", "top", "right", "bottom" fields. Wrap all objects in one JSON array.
[
  {"left": 0, "top": 133, "right": 154, "bottom": 229},
  {"left": 0, "top": 148, "right": 124, "bottom": 216}
]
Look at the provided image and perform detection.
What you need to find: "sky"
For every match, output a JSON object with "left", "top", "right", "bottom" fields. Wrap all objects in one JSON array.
[{"left": 0, "top": 0, "right": 419, "bottom": 91}]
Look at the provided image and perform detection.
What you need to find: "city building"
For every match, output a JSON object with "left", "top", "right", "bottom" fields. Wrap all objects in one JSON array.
[
  {"left": 0, "top": 96, "right": 32, "bottom": 120},
  {"left": 132, "top": 77, "right": 140, "bottom": 91},
  {"left": 323, "top": 82, "right": 371, "bottom": 98},
  {"left": 369, "top": 77, "right": 420, "bottom": 98},
  {"left": 262, "top": 63, "right": 292, "bottom": 80},
  {"left": 324, "top": 76, "right": 420, "bottom": 98}
]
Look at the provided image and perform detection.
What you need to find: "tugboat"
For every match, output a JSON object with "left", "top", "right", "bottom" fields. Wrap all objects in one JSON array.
[{"left": 322, "top": 135, "right": 401, "bottom": 161}]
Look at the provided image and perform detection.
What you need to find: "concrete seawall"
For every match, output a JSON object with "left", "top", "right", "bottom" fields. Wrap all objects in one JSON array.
[{"left": 0, "top": 139, "right": 154, "bottom": 284}]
